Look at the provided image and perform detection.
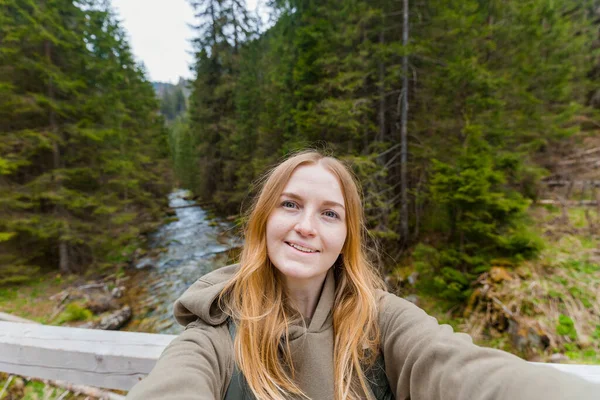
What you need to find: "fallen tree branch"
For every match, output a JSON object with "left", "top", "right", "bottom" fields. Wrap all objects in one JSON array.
[
  {"left": 44, "top": 379, "right": 125, "bottom": 400},
  {"left": 0, "top": 375, "right": 14, "bottom": 399},
  {"left": 537, "top": 199, "right": 598, "bottom": 206},
  {"left": 563, "top": 145, "right": 600, "bottom": 160},
  {"left": 56, "top": 389, "right": 70, "bottom": 400},
  {"left": 95, "top": 306, "right": 132, "bottom": 330},
  {"left": 76, "top": 283, "right": 106, "bottom": 291},
  {"left": 491, "top": 296, "right": 515, "bottom": 318},
  {"left": 542, "top": 180, "right": 600, "bottom": 187}
]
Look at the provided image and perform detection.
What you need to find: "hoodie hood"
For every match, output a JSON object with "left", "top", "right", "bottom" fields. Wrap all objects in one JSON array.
[
  {"left": 173, "top": 264, "right": 239, "bottom": 327},
  {"left": 173, "top": 263, "right": 336, "bottom": 338}
]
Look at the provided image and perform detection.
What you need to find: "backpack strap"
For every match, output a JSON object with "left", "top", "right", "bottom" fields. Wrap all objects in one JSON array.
[
  {"left": 224, "top": 320, "right": 255, "bottom": 400},
  {"left": 364, "top": 352, "right": 395, "bottom": 400},
  {"left": 224, "top": 319, "right": 394, "bottom": 400}
]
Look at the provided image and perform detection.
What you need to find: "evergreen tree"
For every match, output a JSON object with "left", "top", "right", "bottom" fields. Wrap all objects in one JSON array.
[
  {"left": 185, "top": 0, "right": 254, "bottom": 212},
  {"left": 0, "top": 0, "right": 169, "bottom": 283},
  {"left": 415, "top": 128, "right": 540, "bottom": 302}
]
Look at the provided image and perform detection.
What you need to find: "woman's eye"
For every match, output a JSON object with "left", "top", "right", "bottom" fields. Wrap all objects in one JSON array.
[
  {"left": 323, "top": 210, "right": 339, "bottom": 219},
  {"left": 281, "top": 200, "right": 297, "bottom": 209}
]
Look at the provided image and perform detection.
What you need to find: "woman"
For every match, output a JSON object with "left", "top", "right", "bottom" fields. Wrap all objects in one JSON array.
[{"left": 127, "top": 151, "right": 598, "bottom": 400}]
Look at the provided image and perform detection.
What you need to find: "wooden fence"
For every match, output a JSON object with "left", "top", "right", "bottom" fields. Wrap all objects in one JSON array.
[
  {"left": 1, "top": 321, "right": 600, "bottom": 394},
  {"left": 0, "top": 321, "right": 175, "bottom": 391}
]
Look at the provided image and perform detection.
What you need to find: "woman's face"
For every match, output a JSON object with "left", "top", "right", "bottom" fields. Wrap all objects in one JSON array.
[{"left": 266, "top": 163, "right": 347, "bottom": 289}]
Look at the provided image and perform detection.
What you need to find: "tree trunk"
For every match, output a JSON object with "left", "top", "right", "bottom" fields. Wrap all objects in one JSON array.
[
  {"left": 378, "top": 21, "right": 386, "bottom": 144},
  {"left": 414, "top": 171, "right": 423, "bottom": 237},
  {"left": 400, "top": 0, "right": 409, "bottom": 241},
  {"left": 45, "top": 39, "right": 70, "bottom": 274}
]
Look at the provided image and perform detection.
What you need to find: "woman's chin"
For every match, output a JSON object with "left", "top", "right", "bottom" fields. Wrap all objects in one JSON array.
[{"left": 274, "top": 262, "right": 330, "bottom": 287}]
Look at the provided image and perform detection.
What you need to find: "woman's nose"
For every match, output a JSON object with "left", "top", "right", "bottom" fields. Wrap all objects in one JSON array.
[{"left": 294, "top": 213, "right": 316, "bottom": 236}]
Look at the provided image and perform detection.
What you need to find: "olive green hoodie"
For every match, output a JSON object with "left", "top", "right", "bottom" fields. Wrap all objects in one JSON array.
[{"left": 127, "top": 264, "right": 599, "bottom": 399}]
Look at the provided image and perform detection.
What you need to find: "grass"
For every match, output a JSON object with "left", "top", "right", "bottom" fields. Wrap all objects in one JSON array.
[
  {"left": 415, "top": 204, "right": 600, "bottom": 365},
  {"left": 0, "top": 373, "right": 89, "bottom": 399},
  {"left": 0, "top": 272, "right": 78, "bottom": 324},
  {"left": 506, "top": 206, "right": 600, "bottom": 363}
]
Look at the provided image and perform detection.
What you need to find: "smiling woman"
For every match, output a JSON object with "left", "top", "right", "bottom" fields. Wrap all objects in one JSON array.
[
  {"left": 266, "top": 163, "right": 348, "bottom": 314},
  {"left": 126, "top": 150, "right": 600, "bottom": 400}
]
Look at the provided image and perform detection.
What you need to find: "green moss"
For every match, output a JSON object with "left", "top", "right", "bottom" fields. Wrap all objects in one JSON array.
[
  {"left": 564, "top": 348, "right": 599, "bottom": 365},
  {"left": 584, "top": 349, "right": 597, "bottom": 358},
  {"left": 564, "top": 343, "right": 579, "bottom": 352},
  {"left": 55, "top": 303, "right": 93, "bottom": 325},
  {"left": 556, "top": 314, "right": 578, "bottom": 341}
]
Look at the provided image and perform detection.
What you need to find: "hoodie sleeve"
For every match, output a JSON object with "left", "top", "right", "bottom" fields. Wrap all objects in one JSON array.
[
  {"left": 126, "top": 319, "right": 233, "bottom": 400},
  {"left": 378, "top": 292, "right": 600, "bottom": 400}
]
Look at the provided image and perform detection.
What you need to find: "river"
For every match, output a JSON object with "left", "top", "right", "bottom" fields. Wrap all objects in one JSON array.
[{"left": 125, "top": 190, "right": 242, "bottom": 335}]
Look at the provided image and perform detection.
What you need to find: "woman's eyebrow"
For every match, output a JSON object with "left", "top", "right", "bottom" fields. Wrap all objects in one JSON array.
[{"left": 281, "top": 192, "right": 345, "bottom": 210}]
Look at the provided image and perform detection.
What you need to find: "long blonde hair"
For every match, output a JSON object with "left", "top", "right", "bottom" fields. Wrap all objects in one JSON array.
[{"left": 220, "top": 150, "right": 385, "bottom": 400}]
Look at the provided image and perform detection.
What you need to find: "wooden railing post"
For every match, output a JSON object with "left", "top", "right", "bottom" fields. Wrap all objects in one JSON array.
[{"left": 0, "top": 321, "right": 176, "bottom": 391}]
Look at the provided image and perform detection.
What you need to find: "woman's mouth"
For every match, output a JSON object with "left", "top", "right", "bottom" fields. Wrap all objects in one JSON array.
[{"left": 285, "top": 241, "right": 319, "bottom": 254}]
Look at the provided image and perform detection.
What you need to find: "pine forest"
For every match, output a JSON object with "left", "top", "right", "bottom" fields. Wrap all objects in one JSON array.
[{"left": 0, "top": 0, "right": 171, "bottom": 282}]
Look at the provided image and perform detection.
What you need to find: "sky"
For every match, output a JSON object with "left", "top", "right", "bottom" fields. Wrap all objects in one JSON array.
[{"left": 112, "top": 0, "right": 260, "bottom": 84}]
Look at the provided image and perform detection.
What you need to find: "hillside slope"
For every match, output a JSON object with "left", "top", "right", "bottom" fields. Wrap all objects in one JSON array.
[{"left": 411, "top": 133, "right": 600, "bottom": 364}]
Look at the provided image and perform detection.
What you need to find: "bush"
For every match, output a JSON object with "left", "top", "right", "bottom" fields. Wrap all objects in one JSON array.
[
  {"left": 415, "top": 129, "right": 543, "bottom": 303},
  {"left": 497, "top": 226, "right": 543, "bottom": 260},
  {"left": 414, "top": 244, "right": 476, "bottom": 302}
]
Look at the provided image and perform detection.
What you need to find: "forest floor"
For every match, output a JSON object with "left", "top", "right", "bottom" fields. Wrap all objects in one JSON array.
[
  {"left": 415, "top": 204, "right": 600, "bottom": 365},
  {"left": 414, "top": 132, "right": 600, "bottom": 365},
  {"left": 0, "top": 274, "right": 79, "bottom": 324}
]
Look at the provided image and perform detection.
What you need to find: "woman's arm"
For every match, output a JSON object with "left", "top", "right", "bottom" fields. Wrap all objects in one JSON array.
[
  {"left": 126, "top": 320, "right": 232, "bottom": 400},
  {"left": 379, "top": 292, "right": 599, "bottom": 400}
]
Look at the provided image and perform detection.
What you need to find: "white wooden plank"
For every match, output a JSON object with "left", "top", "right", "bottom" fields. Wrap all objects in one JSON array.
[
  {"left": 1, "top": 321, "right": 599, "bottom": 392},
  {"left": 534, "top": 362, "right": 600, "bottom": 384},
  {"left": 0, "top": 321, "right": 176, "bottom": 390}
]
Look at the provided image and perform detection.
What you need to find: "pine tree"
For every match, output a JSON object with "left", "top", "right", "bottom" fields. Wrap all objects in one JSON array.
[
  {"left": 0, "top": 0, "right": 169, "bottom": 283},
  {"left": 185, "top": 0, "right": 254, "bottom": 212}
]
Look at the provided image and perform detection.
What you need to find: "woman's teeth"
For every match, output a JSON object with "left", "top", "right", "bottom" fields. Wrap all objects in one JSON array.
[{"left": 287, "top": 242, "right": 317, "bottom": 253}]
